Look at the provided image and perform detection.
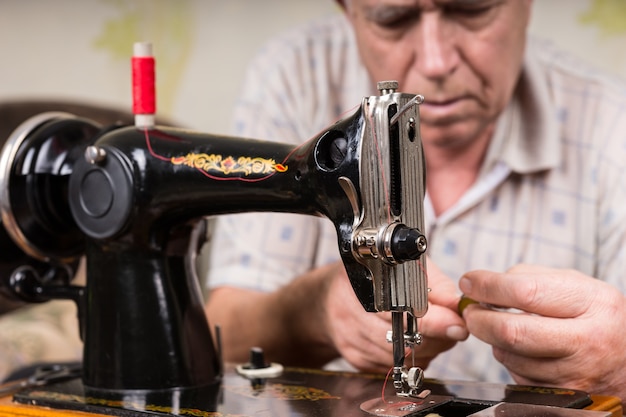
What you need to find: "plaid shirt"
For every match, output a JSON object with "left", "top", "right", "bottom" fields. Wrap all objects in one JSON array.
[{"left": 206, "top": 14, "right": 626, "bottom": 383}]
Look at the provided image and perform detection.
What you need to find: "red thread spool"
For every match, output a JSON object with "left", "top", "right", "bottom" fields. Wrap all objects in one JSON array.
[{"left": 132, "top": 42, "right": 156, "bottom": 126}]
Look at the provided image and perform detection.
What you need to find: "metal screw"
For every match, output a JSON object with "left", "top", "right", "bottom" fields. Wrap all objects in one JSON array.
[
  {"left": 85, "top": 145, "right": 107, "bottom": 165},
  {"left": 416, "top": 235, "right": 427, "bottom": 253},
  {"left": 377, "top": 80, "right": 398, "bottom": 95}
]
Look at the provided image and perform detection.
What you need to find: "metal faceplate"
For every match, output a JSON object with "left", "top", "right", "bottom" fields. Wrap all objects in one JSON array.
[{"left": 353, "top": 91, "right": 428, "bottom": 317}]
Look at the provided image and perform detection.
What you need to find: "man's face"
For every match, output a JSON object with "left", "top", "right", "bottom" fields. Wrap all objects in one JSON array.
[{"left": 344, "top": 0, "right": 533, "bottom": 149}]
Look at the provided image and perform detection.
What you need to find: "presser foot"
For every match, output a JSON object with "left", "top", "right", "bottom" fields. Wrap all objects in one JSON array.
[
  {"left": 393, "top": 365, "right": 425, "bottom": 398},
  {"left": 361, "top": 365, "right": 444, "bottom": 417}
]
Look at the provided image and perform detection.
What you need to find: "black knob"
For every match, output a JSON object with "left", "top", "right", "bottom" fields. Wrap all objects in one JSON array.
[
  {"left": 391, "top": 225, "right": 427, "bottom": 262},
  {"left": 247, "top": 347, "right": 269, "bottom": 370}
]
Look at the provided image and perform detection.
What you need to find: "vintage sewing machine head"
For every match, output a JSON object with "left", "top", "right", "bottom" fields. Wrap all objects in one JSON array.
[{"left": 0, "top": 66, "right": 430, "bottom": 410}]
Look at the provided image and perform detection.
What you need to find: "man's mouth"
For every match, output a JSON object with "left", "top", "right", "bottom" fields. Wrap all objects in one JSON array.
[
  {"left": 420, "top": 97, "right": 467, "bottom": 119},
  {"left": 423, "top": 96, "right": 464, "bottom": 107}
]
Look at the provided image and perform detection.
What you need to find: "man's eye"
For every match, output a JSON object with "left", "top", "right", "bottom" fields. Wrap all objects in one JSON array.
[
  {"left": 377, "top": 17, "right": 414, "bottom": 29},
  {"left": 448, "top": 6, "right": 491, "bottom": 17},
  {"left": 444, "top": 3, "right": 499, "bottom": 20},
  {"left": 441, "top": 3, "right": 502, "bottom": 28},
  {"left": 367, "top": 7, "right": 419, "bottom": 30},
  {"left": 376, "top": 15, "right": 414, "bottom": 29}
]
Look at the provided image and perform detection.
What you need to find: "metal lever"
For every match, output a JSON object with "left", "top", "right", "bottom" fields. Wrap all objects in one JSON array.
[{"left": 0, "top": 363, "right": 82, "bottom": 397}]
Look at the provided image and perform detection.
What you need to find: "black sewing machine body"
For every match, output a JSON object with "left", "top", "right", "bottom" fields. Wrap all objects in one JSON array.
[
  {"left": 0, "top": 86, "right": 429, "bottom": 393},
  {"left": 0, "top": 107, "right": 362, "bottom": 392},
  {"left": 73, "top": 122, "right": 355, "bottom": 394}
]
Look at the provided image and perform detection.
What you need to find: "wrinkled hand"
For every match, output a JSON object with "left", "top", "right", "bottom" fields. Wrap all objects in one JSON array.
[
  {"left": 323, "top": 258, "right": 467, "bottom": 373},
  {"left": 460, "top": 264, "right": 626, "bottom": 398}
]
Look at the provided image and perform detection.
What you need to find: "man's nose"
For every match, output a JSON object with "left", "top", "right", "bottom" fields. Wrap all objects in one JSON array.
[{"left": 412, "top": 12, "right": 459, "bottom": 79}]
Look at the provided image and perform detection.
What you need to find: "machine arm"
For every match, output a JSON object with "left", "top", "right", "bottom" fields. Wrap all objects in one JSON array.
[{"left": 0, "top": 82, "right": 428, "bottom": 401}]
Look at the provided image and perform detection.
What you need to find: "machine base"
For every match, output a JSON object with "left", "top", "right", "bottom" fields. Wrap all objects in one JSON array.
[{"left": 2, "top": 366, "right": 621, "bottom": 417}]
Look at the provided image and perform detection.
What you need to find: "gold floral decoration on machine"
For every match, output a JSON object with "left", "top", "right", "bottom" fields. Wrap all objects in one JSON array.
[{"left": 171, "top": 153, "right": 288, "bottom": 176}]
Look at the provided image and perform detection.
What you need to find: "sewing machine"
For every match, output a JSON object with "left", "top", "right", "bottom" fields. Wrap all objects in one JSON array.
[{"left": 0, "top": 65, "right": 621, "bottom": 416}]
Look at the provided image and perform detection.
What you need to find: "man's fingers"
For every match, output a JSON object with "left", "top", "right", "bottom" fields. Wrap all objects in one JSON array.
[
  {"left": 459, "top": 267, "right": 601, "bottom": 318},
  {"left": 462, "top": 305, "right": 578, "bottom": 358}
]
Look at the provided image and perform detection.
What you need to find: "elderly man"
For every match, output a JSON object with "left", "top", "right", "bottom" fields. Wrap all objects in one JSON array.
[{"left": 205, "top": 0, "right": 626, "bottom": 401}]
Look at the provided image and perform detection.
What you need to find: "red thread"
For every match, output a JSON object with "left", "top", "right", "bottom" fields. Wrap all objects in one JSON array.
[
  {"left": 381, "top": 366, "right": 394, "bottom": 402},
  {"left": 144, "top": 128, "right": 169, "bottom": 162},
  {"left": 132, "top": 56, "right": 156, "bottom": 115},
  {"left": 380, "top": 350, "right": 423, "bottom": 407}
]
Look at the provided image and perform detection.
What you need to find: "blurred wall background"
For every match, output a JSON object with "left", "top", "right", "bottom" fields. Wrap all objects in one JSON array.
[{"left": 0, "top": 0, "right": 625, "bottom": 135}]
